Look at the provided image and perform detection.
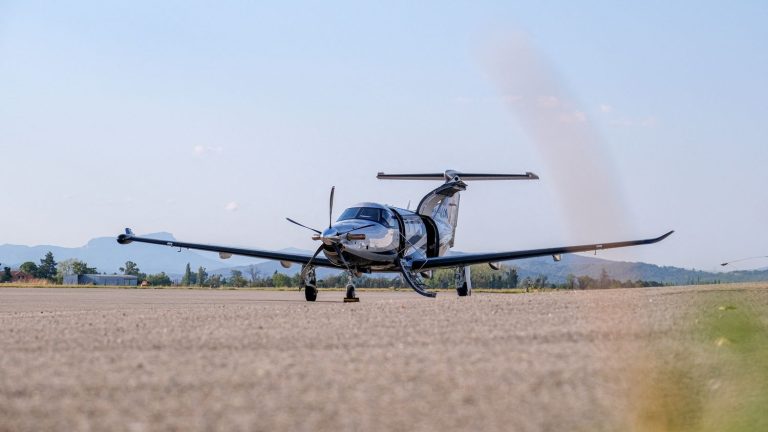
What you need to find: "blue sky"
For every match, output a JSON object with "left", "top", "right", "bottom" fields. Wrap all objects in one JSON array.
[{"left": 1, "top": 1, "right": 766, "bottom": 271}]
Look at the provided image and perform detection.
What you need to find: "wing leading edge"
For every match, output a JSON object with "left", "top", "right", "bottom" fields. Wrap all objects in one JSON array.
[
  {"left": 116, "top": 230, "right": 337, "bottom": 268},
  {"left": 409, "top": 231, "right": 675, "bottom": 270}
]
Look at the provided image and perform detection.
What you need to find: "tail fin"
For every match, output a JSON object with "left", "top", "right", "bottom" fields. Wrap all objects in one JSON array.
[{"left": 377, "top": 170, "right": 538, "bottom": 254}]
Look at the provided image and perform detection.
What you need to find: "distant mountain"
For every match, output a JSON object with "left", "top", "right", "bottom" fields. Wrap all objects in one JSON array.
[
  {"left": 505, "top": 253, "right": 768, "bottom": 285},
  {"left": 0, "top": 233, "right": 263, "bottom": 275}
]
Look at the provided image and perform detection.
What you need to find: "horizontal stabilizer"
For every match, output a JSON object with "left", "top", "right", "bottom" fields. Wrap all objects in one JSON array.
[{"left": 377, "top": 171, "right": 539, "bottom": 181}]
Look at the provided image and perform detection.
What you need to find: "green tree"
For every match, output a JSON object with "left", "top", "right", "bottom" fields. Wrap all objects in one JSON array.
[
  {"left": 577, "top": 275, "right": 594, "bottom": 290},
  {"left": 599, "top": 268, "right": 611, "bottom": 289},
  {"left": 37, "top": 252, "right": 57, "bottom": 280},
  {"left": 247, "top": 266, "right": 261, "bottom": 286},
  {"left": 271, "top": 271, "right": 291, "bottom": 287},
  {"left": 19, "top": 261, "right": 39, "bottom": 277},
  {"left": 55, "top": 258, "right": 76, "bottom": 284},
  {"left": 196, "top": 266, "right": 208, "bottom": 287},
  {"left": 119, "top": 261, "right": 141, "bottom": 277},
  {"left": 208, "top": 274, "right": 222, "bottom": 288},
  {"left": 506, "top": 267, "right": 519, "bottom": 288},
  {"left": 229, "top": 270, "right": 248, "bottom": 287},
  {"left": 181, "top": 263, "right": 196, "bottom": 286},
  {"left": 566, "top": 274, "right": 576, "bottom": 290},
  {"left": 1, "top": 267, "right": 12, "bottom": 282},
  {"left": 145, "top": 272, "right": 172, "bottom": 286},
  {"left": 71, "top": 260, "right": 97, "bottom": 275}
]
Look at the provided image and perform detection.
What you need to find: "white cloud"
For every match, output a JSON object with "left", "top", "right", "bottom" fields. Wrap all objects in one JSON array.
[
  {"left": 224, "top": 201, "right": 239, "bottom": 212},
  {"left": 599, "top": 104, "right": 614, "bottom": 113},
  {"left": 193, "top": 145, "right": 223, "bottom": 157}
]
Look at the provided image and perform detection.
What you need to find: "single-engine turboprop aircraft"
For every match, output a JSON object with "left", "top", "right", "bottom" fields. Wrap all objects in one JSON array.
[{"left": 117, "top": 170, "right": 673, "bottom": 302}]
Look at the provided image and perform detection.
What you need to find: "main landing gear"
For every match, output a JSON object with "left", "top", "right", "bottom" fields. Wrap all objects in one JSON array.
[
  {"left": 301, "top": 265, "right": 318, "bottom": 302},
  {"left": 455, "top": 266, "right": 472, "bottom": 297}
]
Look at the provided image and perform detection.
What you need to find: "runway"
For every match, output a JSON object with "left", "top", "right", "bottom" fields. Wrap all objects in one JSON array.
[{"left": 1, "top": 285, "right": 766, "bottom": 431}]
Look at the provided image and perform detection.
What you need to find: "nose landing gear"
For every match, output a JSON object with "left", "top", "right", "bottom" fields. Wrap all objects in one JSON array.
[{"left": 343, "top": 274, "right": 359, "bottom": 303}]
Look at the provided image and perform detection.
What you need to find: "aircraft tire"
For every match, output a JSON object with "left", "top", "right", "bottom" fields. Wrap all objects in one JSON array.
[
  {"left": 457, "top": 283, "right": 469, "bottom": 297},
  {"left": 305, "top": 285, "right": 318, "bottom": 302}
]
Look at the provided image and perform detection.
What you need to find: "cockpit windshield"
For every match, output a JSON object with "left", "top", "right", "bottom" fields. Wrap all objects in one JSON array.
[{"left": 337, "top": 207, "right": 394, "bottom": 227}]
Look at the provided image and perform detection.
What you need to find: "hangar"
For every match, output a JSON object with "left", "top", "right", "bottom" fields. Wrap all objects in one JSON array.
[{"left": 63, "top": 274, "right": 138, "bottom": 286}]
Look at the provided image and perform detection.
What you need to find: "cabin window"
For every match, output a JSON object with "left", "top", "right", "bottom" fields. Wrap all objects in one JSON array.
[{"left": 337, "top": 207, "right": 394, "bottom": 227}]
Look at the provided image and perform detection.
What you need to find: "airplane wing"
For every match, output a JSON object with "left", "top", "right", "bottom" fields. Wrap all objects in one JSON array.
[
  {"left": 116, "top": 229, "right": 337, "bottom": 268},
  {"left": 409, "top": 231, "right": 674, "bottom": 270}
]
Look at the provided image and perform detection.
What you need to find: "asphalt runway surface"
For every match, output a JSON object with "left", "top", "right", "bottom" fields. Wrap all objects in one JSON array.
[{"left": 1, "top": 285, "right": 767, "bottom": 431}]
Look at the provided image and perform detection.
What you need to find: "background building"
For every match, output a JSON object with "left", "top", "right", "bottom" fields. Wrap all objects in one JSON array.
[{"left": 63, "top": 275, "right": 138, "bottom": 286}]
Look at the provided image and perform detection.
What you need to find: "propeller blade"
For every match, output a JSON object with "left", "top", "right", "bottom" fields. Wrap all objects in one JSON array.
[
  {"left": 306, "top": 244, "right": 325, "bottom": 269},
  {"left": 285, "top": 217, "right": 321, "bottom": 234},
  {"left": 299, "top": 244, "right": 326, "bottom": 291},
  {"left": 333, "top": 243, "right": 352, "bottom": 273},
  {"left": 329, "top": 186, "right": 335, "bottom": 228}
]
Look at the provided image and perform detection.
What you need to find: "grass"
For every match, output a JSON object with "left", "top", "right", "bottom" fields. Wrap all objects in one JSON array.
[{"left": 630, "top": 292, "right": 768, "bottom": 432}]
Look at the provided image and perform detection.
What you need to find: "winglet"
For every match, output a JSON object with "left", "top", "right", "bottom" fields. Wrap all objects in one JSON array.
[{"left": 654, "top": 230, "right": 675, "bottom": 242}]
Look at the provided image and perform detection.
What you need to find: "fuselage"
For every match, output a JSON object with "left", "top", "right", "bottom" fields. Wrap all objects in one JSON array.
[{"left": 320, "top": 202, "right": 443, "bottom": 273}]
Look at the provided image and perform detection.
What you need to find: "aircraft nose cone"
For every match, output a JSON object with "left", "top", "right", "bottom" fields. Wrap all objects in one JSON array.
[{"left": 320, "top": 227, "right": 339, "bottom": 245}]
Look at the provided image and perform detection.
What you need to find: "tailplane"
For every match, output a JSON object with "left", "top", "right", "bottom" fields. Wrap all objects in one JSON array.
[
  {"left": 377, "top": 170, "right": 538, "bottom": 182},
  {"left": 377, "top": 170, "right": 538, "bottom": 254}
]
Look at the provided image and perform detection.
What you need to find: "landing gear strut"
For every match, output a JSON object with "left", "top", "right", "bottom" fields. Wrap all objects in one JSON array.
[
  {"left": 301, "top": 265, "right": 318, "bottom": 302},
  {"left": 343, "top": 273, "right": 359, "bottom": 303},
  {"left": 455, "top": 266, "right": 472, "bottom": 297}
]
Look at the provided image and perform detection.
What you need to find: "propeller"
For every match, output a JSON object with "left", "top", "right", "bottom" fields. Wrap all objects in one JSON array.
[
  {"left": 305, "top": 244, "right": 326, "bottom": 270},
  {"left": 285, "top": 218, "right": 321, "bottom": 234},
  {"left": 285, "top": 186, "right": 335, "bottom": 236},
  {"left": 333, "top": 243, "right": 352, "bottom": 273},
  {"left": 286, "top": 185, "right": 370, "bottom": 246}
]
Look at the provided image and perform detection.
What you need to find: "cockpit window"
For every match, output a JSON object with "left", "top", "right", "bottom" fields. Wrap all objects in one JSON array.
[{"left": 337, "top": 207, "right": 393, "bottom": 227}]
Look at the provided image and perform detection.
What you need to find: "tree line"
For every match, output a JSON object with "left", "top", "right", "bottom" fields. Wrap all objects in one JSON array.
[{"left": 1, "top": 251, "right": 665, "bottom": 289}]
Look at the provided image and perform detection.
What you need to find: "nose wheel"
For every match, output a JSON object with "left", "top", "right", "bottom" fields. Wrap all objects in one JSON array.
[
  {"left": 344, "top": 283, "right": 359, "bottom": 302},
  {"left": 343, "top": 270, "right": 359, "bottom": 302},
  {"left": 305, "top": 285, "right": 318, "bottom": 301}
]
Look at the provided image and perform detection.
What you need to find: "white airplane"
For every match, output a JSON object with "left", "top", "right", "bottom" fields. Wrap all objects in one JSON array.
[{"left": 118, "top": 170, "right": 673, "bottom": 302}]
